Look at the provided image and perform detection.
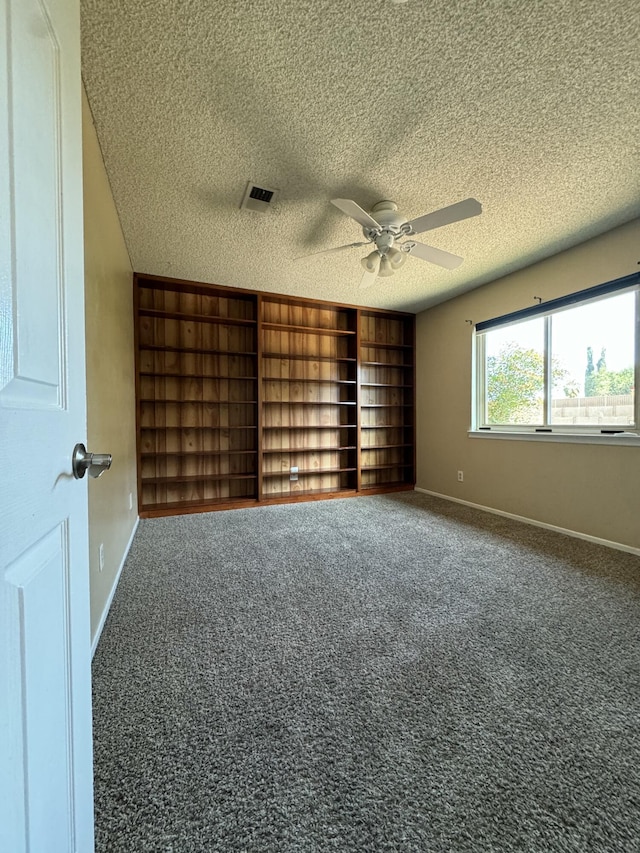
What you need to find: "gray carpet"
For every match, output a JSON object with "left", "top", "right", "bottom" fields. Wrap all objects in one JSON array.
[{"left": 92, "top": 492, "right": 640, "bottom": 852}]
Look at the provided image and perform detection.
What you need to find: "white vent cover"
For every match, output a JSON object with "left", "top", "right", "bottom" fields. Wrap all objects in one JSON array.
[{"left": 241, "top": 182, "right": 278, "bottom": 212}]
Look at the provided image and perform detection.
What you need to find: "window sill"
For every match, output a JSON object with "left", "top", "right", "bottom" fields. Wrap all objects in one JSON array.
[{"left": 468, "top": 430, "right": 640, "bottom": 447}]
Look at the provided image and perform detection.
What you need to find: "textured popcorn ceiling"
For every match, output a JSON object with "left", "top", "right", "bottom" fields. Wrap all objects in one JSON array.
[{"left": 80, "top": 0, "right": 640, "bottom": 313}]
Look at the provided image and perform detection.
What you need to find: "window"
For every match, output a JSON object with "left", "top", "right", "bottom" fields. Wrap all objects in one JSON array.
[{"left": 473, "top": 273, "right": 640, "bottom": 437}]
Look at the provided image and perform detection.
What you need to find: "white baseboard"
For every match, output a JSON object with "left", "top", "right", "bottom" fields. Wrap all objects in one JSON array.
[
  {"left": 414, "top": 488, "right": 640, "bottom": 557},
  {"left": 91, "top": 517, "right": 139, "bottom": 658}
]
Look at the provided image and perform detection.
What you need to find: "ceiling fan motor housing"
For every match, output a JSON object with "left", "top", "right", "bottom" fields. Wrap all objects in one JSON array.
[{"left": 364, "top": 201, "right": 409, "bottom": 254}]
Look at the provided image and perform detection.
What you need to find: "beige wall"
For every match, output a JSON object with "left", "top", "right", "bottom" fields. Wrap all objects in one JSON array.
[
  {"left": 416, "top": 218, "right": 640, "bottom": 550},
  {"left": 82, "top": 87, "right": 137, "bottom": 645}
]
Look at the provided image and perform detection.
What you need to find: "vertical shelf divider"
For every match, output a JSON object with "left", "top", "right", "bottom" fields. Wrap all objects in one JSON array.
[
  {"left": 356, "top": 307, "right": 363, "bottom": 493},
  {"left": 256, "top": 293, "right": 264, "bottom": 503},
  {"left": 133, "top": 275, "right": 143, "bottom": 513}
]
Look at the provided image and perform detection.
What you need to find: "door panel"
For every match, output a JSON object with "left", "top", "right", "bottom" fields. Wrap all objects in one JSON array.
[
  {"left": 0, "top": 0, "right": 94, "bottom": 850},
  {"left": 12, "top": 0, "right": 63, "bottom": 399},
  {"left": 5, "top": 524, "right": 75, "bottom": 850}
]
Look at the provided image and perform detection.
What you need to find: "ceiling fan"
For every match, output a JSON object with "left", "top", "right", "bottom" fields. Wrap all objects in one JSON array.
[{"left": 320, "top": 197, "right": 483, "bottom": 289}]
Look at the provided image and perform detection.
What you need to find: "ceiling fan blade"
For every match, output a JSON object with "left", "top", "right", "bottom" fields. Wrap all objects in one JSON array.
[
  {"left": 359, "top": 253, "right": 381, "bottom": 288},
  {"left": 405, "top": 198, "right": 482, "bottom": 235},
  {"left": 294, "top": 241, "right": 371, "bottom": 260},
  {"left": 407, "top": 241, "right": 464, "bottom": 270},
  {"left": 331, "top": 198, "right": 381, "bottom": 231}
]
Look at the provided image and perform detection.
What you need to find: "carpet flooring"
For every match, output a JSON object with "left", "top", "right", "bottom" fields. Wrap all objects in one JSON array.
[{"left": 92, "top": 492, "right": 640, "bottom": 852}]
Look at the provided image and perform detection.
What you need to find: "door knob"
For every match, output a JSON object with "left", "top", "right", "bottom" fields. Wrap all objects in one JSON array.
[{"left": 72, "top": 443, "right": 113, "bottom": 479}]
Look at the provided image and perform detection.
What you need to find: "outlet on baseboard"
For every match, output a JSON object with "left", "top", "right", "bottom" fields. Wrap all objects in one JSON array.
[
  {"left": 457, "top": 470, "right": 464, "bottom": 482},
  {"left": 99, "top": 543, "right": 105, "bottom": 572}
]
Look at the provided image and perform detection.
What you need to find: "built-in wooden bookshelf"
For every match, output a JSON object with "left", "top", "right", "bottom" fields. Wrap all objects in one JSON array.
[
  {"left": 260, "top": 295, "right": 359, "bottom": 502},
  {"left": 134, "top": 274, "right": 414, "bottom": 516},
  {"left": 359, "top": 311, "right": 415, "bottom": 491}
]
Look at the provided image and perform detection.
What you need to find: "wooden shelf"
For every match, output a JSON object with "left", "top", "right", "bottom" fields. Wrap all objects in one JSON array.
[
  {"left": 360, "top": 340, "right": 412, "bottom": 349},
  {"left": 262, "top": 322, "right": 355, "bottom": 336},
  {"left": 135, "top": 274, "right": 414, "bottom": 515},
  {"left": 138, "top": 278, "right": 256, "bottom": 303},
  {"left": 140, "top": 497, "right": 259, "bottom": 514},
  {"left": 362, "top": 443, "right": 412, "bottom": 450},
  {"left": 361, "top": 463, "right": 413, "bottom": 471},
  {"left": 361, "top": 382, "right": 413, "bottom": 388},
  {"left": 139, "top": 308, "right": 255, "bottom": 327},
  {"left": 263, "top": 424, "right": 357, "bottom": 430},
  {"left": 262, "top": 352, "right": 356, "bottom": 363},
  {"left": 262, "top": 486, "right": 357, "bottom": 499},
  {"left": 262, "top": 446, "right": 356, "bottom": 453},
  {"left": 263, "top": 377, "right": 356, "bottom": 385},
  {"left": 140, "top": 425, "right": 258, "bottom": 431},
  {"left": 140, "top": 344, "right": 257, "bottom": 356},
  {"left": 263, "top": 467, "right": 357, "bottom": 478},
  {"left": 141, "top": 450, "right": 256, "bottom": 458},
  {"left": 359, "top": 483, "right": 413, "bottom": 492},
  {"left": 142, "top": 473, "right": 256, "bottom": 485},
  {"left": 263, "top": 400, "right": 356, "bottom": 406},
  {"left": 140, "top": 398, "right": 257, "bottom": 405},
  {"left": 361, "top": 424, "right": 411, "bottom": 429},
  {"left": 360, "top": 360, "right": 412, "bottom": 368},
  {"left": 140, "top": 371, "right": 257, "bottom": 380}
]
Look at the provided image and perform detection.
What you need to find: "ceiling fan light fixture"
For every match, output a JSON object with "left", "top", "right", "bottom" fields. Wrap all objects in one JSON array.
[
  {"left": 387, "top": 246, "right": 407, "bottom": 270},
  {"left": 361, "top": 250, "right": 380, "bottom": 273},
  {"left": 378, "top": 256, "right": 394, "bottom": 277}
]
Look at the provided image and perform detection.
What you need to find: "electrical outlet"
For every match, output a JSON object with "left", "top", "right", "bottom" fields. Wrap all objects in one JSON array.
[
  {"left": 99, "top": 543, "right": 105, "bottom": 571},
  {"left": 457, "top": 470, "right": 464, "bottom": 482},
  {"left": 290, "top": 466, "right": 299, "bottom": 482},
  {"left": 129, "top": 492, "right": 133, "bottom": 511}
]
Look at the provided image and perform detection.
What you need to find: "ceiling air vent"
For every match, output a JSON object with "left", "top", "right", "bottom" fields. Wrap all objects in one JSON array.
[{"left": 241, "top": 182, "right": 278, "bottom": 212}]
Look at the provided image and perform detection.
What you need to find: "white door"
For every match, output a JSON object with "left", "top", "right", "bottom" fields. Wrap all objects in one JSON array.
[{"left": 0, "top": 0, "right": 94, "bottom": 851}]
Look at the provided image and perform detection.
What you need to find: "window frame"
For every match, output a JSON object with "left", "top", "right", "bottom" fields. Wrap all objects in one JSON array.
[{"left": 471, "top": 274, "right": 640, "bottom": 439}]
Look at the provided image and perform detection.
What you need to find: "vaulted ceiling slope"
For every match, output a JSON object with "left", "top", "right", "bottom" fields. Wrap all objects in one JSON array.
[{"left": 80, "top": 0, "right": 640, "bottom": 312}]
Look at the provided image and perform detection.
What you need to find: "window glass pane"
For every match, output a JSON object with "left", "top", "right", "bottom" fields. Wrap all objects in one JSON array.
[
  {"left": 484, "top": 318, "right": 545, "bottom": 424},
  {"left": 550, "top": 293, "right": 635, "bottom": 427}
]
